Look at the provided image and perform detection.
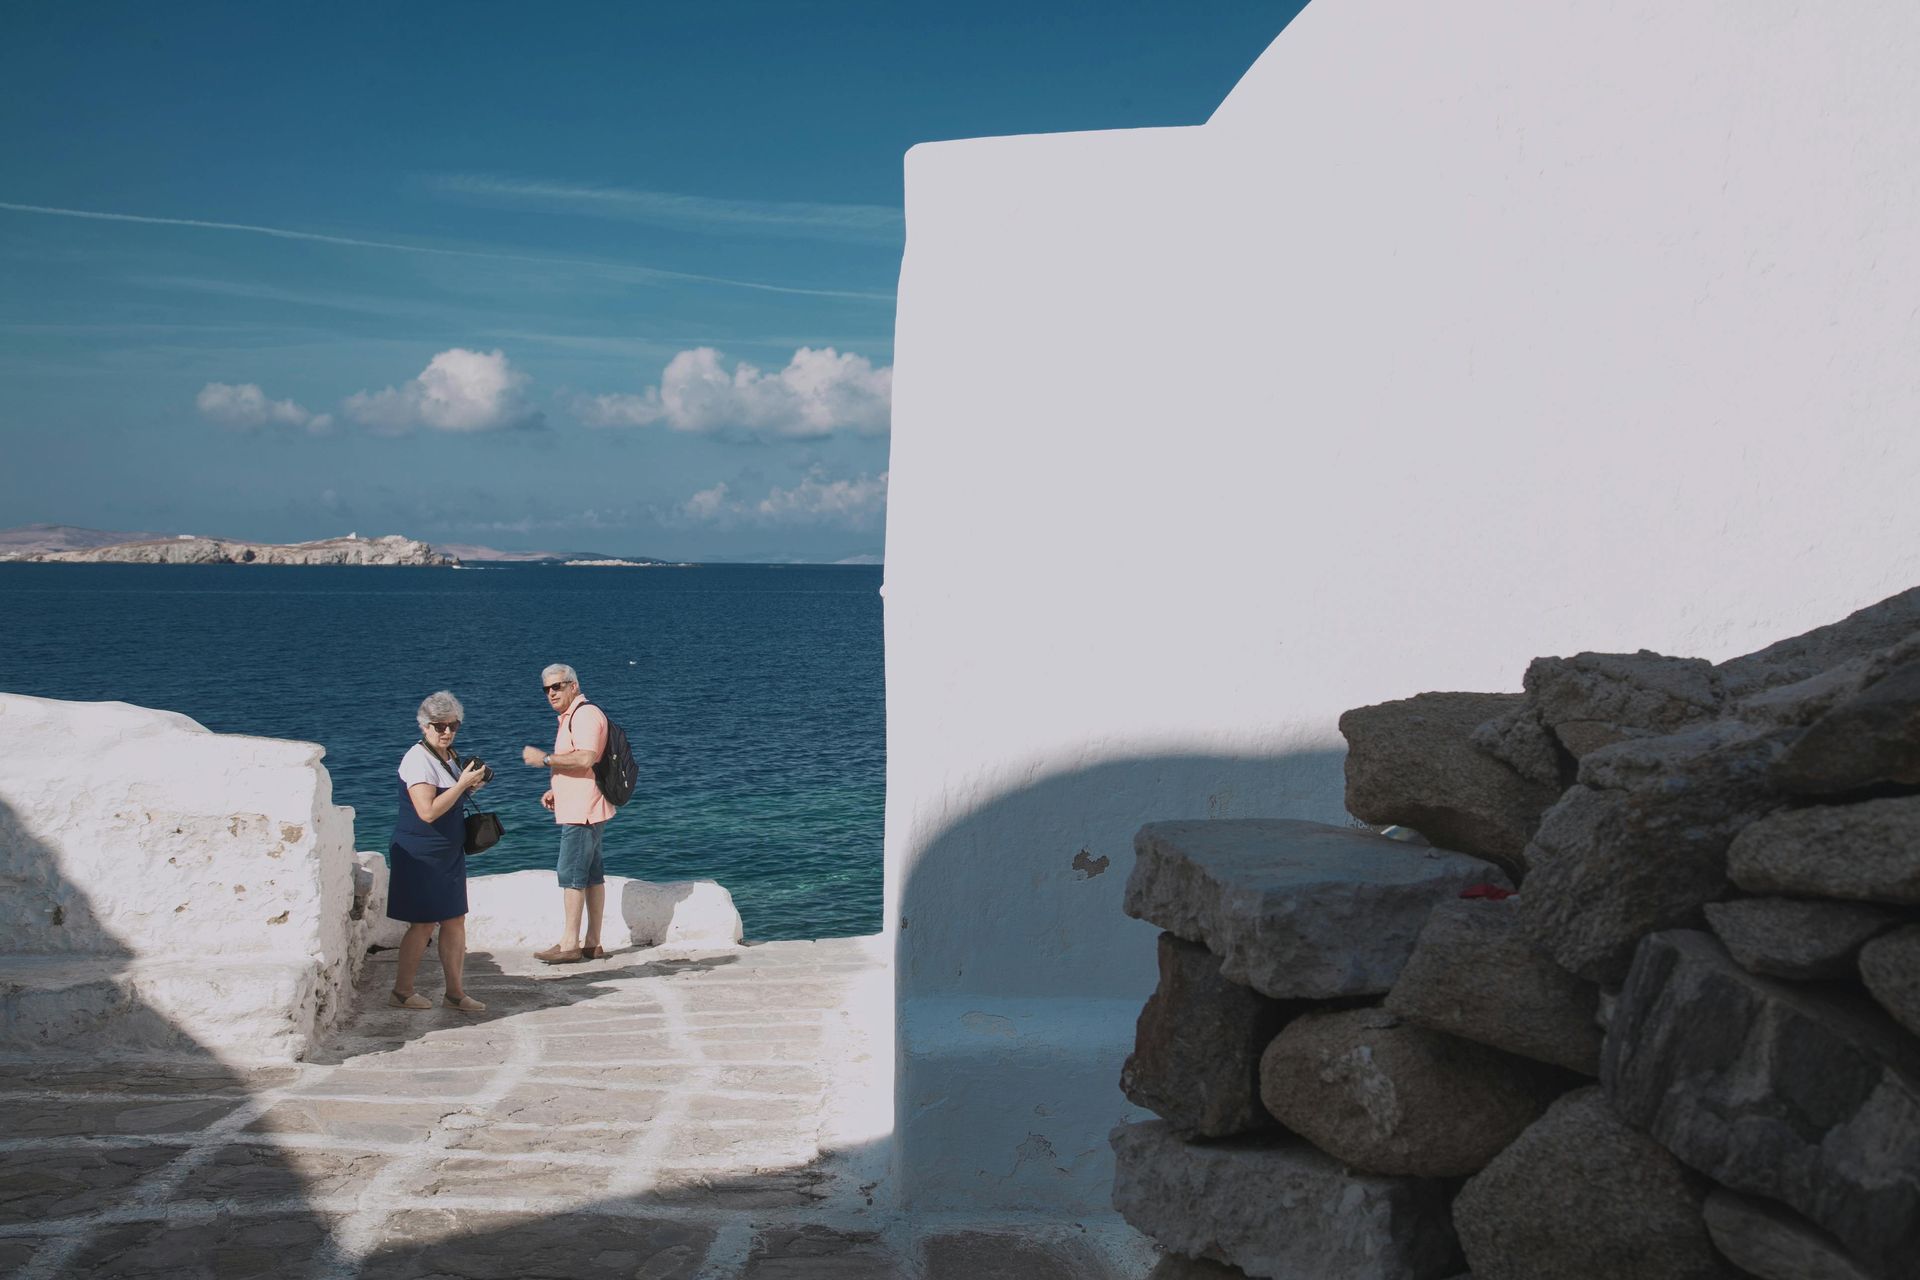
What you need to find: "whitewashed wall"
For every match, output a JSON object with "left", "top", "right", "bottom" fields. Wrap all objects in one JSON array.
[
  {"left": 0, "top": 693, "right": 369, "bottom": 1062},
  {"left": 885, "top": 1, "right": 1920, "bottom": 1212}
]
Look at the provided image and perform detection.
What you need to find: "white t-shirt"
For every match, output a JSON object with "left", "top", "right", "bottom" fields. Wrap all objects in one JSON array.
[{"left": 399, "top": 742, "right": 461, "bottom": 790}]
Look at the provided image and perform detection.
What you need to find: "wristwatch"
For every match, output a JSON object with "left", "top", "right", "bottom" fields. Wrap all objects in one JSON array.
[{"left": 542, "top": 753, "right": 552, "bottom": 767}]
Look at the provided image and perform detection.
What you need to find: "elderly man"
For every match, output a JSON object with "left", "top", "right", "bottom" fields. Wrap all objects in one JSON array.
[{"left": 521, "top": 663, "right": 615, "bottom": 964}]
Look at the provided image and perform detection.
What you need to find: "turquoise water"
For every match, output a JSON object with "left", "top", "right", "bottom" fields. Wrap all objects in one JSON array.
[{"left": 0, "top": 562, "right": 884, "bottom": 940}]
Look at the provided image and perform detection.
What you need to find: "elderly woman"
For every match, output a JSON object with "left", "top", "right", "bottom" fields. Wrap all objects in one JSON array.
[{"left": 387, "top": 690, "right": 489, "bottom": 1012}]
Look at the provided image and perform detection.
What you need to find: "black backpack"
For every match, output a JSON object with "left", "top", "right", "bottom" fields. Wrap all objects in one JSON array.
[{"left": 590, "top": 705, "right": 639, "bottom": 807}]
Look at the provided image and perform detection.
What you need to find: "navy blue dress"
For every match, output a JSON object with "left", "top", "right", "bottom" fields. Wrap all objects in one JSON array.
[{"left": 387, "top": 746, "right": 469, "bottom": 923}]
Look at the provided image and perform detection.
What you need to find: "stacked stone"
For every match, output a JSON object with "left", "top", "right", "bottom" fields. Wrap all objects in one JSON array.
[{"left": 1110, "top": 586, "right": 1920, "bottom": 1280}]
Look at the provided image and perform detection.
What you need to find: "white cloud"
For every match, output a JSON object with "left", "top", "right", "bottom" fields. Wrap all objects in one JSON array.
[
  {"left": 345, "top": 348, "right": 541, "bottom": 433},
  {"left": 676, "top": 469, "right": 889, "bottom": 530},
  {"left": 580, "top": 346, "right": 890, "bottom": 439},
  {"left": 196, "top": 382, "right": 332, "bottom": 433}
]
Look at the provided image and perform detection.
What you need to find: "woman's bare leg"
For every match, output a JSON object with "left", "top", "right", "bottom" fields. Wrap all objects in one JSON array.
[
  {"left": 395, "top": 922, "right": 435, "bottom": 995},
  {"left": 440, "top": 915, "right": 468, "bottom": 1000}
]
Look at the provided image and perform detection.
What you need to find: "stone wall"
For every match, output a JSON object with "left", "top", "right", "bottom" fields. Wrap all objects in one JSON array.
[
  {"left": 1113, "top": 588, "right": 1920, "bottom": 1280},
  {"left": 0, "top": 693, "right": 379, "bottom": 1063}
]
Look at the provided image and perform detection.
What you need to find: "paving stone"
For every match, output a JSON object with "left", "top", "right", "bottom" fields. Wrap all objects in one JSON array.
[
  {"left": 69, "top": 1212, "right": 344, "bottom": 1279},
  {"left": 685, "top": 1093, "right": 821, "bottom": 1124},
  {"left": 741, "top": 1225, "right": 898, "bottom": 1279},
  {"left": 1126, "top": 819, "right": 1509, "bottom": 998},
  {"left": 245, "top": 1098, "right": 469, "bottom": 1144},
  {"left": 291, "top": 1068, "right": 491, "bottom": 1099},
  {"left": 0, "top": 1065, "right": 296, "bottom": 1096},
  {"left": 0, "top": 1094, "right": 247, "bottom": 1139},
  {"left": 1145, "top": 1257, "right": 1249, "bottom": 1279},
  {"left": 0, "top": 1143, "right": 184, "bottom": 1223},
  {"left": 487, "top": 1085, "right": 667, "bottom": 1127},
  {"left": 416, "top": 1155, "right": 623, "bottom": 1200},
  {"left": 921, "top": 1229, "right": 1112, "bottom": 1278},
  {"left": 645, "top": 1166, "right": 833, "bottom": 1209},
  {"left": 536, "top": 1032, "right": 679, "bottom": 1057},
  {"left": 441, "top": 1124, "right": 640, "bottom": 1157},
  {"left": 195, "top": 1143, "right": 390, "bottom": 1202},
  {"left": 363, "top": 1208, "right": 712, "bottom": 1279}
]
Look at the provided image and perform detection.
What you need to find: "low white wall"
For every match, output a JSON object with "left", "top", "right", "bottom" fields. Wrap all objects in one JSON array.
[
  {"left": 886, "top": 1, "right": 1920, "bottom": 1212},
  {"left": 366, "top": 867, "right": 744, "bottom": 952},
  {"left": 0, "top": 693, "right": 367, "bottom": 1061}
]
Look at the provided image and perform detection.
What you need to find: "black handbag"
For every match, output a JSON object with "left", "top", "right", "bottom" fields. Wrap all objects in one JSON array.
[{"left": 463, "top": 809, "right": 504, "bottom": 855}]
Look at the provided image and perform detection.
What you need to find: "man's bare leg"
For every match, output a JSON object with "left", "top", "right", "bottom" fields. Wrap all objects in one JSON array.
[
  {"left": 583, "top": 883, "right": 606, "bottom": 951},
  {"left": 560, "top": 887, "right": 585, "bottom": 950}
]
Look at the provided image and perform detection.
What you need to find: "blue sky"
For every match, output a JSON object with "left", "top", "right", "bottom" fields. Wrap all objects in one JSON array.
[{"left": 0, "top": 1, "right": 1305, "bottom": 561}]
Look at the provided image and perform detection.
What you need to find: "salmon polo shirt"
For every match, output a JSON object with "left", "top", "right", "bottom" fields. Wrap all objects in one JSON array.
[{"left": 552, "top": 697, "right": 616, "bottom": 826}]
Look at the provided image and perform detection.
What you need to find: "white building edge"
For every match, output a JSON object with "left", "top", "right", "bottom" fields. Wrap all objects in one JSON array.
[{"left": 885, "top": 0, "right": 1920, "bottom": 1215}]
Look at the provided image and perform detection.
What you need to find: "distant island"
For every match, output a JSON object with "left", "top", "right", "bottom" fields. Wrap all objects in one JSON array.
[
  {"left": 12, "top": 531, "right": 457, "bottom": 567},
  {"left": 0, "top": 525, "right": 680, "bottom": 567}
]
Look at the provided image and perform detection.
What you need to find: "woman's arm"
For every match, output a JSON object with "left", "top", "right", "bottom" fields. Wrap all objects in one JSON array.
[{"left": 408, "top": 760, "right": 485, "bottom": 823}]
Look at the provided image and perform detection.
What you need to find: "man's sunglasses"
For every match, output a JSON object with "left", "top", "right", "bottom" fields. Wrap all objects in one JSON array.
[{"left": 543, "top": 681, "right": 574, "bottom": 693}]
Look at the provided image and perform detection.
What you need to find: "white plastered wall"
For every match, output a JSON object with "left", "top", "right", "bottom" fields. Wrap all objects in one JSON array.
[
  {"left": 885, "top": 1, "right": 1920, "bottom": 1213},
  {"left": 0, "top": 693, "right": 368, "bottom": 1061}
]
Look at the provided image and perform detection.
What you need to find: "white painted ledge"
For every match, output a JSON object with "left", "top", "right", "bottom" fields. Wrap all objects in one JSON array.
[{"left": 365, "top": 866, "right": 745, "bottom": 952}]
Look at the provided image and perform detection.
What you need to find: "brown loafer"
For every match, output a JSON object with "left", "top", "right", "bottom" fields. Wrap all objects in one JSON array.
[
  {"left": 583, "top": 945, "right": 610, "bottom": 960},
  {"left": 539, "top": 947, "right": 586, "bottom": 965},
  {"left": 533, "top": 943, "right": 574, "bottom": 962}
]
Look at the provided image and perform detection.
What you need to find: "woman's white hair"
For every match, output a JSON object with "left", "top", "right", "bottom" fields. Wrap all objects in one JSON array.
[
  {"left": 416, "top": 690, "right": 465, "bottom": 729},
  {"left": 541, "top": 663, "right": 578, "bottom": 686}
]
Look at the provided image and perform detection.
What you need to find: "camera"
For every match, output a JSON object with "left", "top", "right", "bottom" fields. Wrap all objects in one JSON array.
[{"left": 461, "top": 756, "right": 495, "bottom": 785}]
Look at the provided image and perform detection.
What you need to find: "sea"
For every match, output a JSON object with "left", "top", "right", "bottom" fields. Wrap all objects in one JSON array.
[{"left": 0, "top": 562, "right": 884, "bottom": 941}]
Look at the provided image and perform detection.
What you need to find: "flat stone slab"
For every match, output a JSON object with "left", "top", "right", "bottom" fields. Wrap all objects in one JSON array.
[
  {"left": 1127, "top": 820, "right": 1509, "bottom": 998},
  {"left": 1110, "top": 1119, "right": 1458, "bottom": 1279}
]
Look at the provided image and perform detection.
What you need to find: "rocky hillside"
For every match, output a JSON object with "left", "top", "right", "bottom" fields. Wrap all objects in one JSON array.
[
  {"left": 21, "top": 533, "right": 456, "bottom": 567},
  {"left": 1114, "top": 586, "right": 1920, "bottom": 1280}
]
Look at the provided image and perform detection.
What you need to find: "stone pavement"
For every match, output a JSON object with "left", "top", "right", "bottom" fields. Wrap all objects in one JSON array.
[{"left": 0, "top": 937, "right": 1159, "bottom": 1278}]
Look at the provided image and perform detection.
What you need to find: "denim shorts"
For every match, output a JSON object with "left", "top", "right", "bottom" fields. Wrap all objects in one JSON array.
[{"left": 556, "top": 821, "right": 606, "bottom": 889}]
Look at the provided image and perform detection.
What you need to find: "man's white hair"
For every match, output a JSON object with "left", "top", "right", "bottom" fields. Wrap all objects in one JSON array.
[{"left": 541, "top": 663, "right": 578, "bottom": 686}]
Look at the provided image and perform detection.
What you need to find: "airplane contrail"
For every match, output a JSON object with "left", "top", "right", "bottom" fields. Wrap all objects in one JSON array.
[{"left": 0, "top": 200, "right": 893, "bottom": 302}]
